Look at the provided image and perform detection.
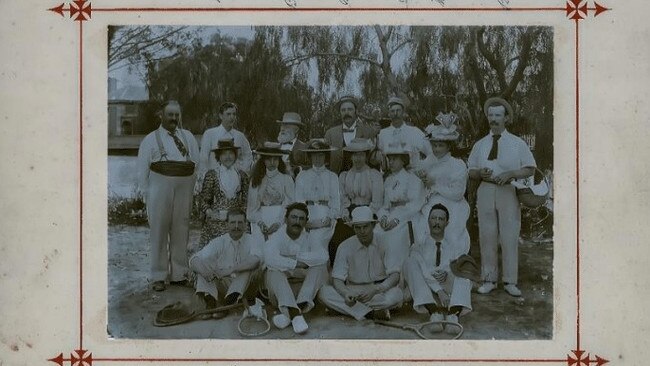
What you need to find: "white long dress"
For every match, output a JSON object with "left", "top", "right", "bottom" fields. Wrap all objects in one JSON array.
[
  {"left": 418, "top": 153, "right": 470, "bottom": 249},
  {"left": 375, "top": 168, "right": 425, "bottom": 267},
  {"left": 295, "top": 166, "right": 340, "bottom": 251}
]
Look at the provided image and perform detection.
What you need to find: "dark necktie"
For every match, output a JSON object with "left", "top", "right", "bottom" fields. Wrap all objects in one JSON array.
[
  {"left": 435, "top": 241, "right": 442, "bottom": 267},
  {"left": 169, "top": 131, "right": 188, "bottom": 157},
  {"left": 488, "top": 134, "right": 501, "bottom": 161}
]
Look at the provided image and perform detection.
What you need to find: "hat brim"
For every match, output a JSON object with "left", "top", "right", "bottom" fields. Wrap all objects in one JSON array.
[
  {"left": 212, "top": 146, "right": 241, "bottom": 152},
  {"left": 302, "top": 148, "right": 337, "bottom": 153},
  {"left": 276, "top": 120, "right": 304, "bottom": 127},
  {"left": 427, "top": 134, "right": 459, "bottom": 142},
  {"left": 347, "top": 219, "right": 378, "bottom": 226},
  {"left": 343, "top": 147, "right": 372, "bottom": 153},
  {"left": 255, "top": 150, "right": 289, "bottom": 157},
  {"left": 483, "top": 97, "right": 514, "bottom": 123}
]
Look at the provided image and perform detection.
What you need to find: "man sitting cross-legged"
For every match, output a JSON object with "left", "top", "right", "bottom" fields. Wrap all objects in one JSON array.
[
  {"left": 189, "top": 208, "right": 262, "bottom": 319},
  {"left": 263, "top": 202, "right": 329, "bottom": 334},
  {"left": 403, "top": 203, "right": 472, "bottom": 333},
  {"left": 318, "top": 206, "right": 403, "bottom": 321}
]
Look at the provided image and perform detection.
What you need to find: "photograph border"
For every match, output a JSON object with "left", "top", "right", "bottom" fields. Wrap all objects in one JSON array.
[{"left": 48, "top": 1, "right": 608, "bottom": 364}]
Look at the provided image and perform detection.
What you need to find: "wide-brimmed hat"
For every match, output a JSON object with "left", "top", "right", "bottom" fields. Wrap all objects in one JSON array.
[
  {"left": 254, "top": 142, "right": 289, "bottom": 157},
  {"left": 343, "top": 138, "right": 373, "bottom": 153},
  {"left": 336, "top": 95, "right": 358, "bottom": 110},
  {"left": 449, "top": 254, "right": 481, "bottom": 283},
  {"left": 211, "top": 138, "right": 240, "bottom": 152},
  {"left": 483, "top": 97, "right": 514, "bottom": 123},
  {"left": 383, "top": 144, "right": 411, "bottom": 167},
  {"left": 276, "top": 112, "right": 304, "bottom": 127},
  {"left": 425, "top": 112, "right": 460, "bottom": 141},
  {"left": 387, "top": 96, "right": 405, "bottom": 109},
  {"left": 301, "top": 139, "right": 336, "bottom": 153},
  {"left": 349, "top": 206, "right": 377, "bottom": 225}
]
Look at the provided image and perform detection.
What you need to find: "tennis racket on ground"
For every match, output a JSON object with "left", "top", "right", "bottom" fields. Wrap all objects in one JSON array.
[{"left": 373, "top": 319, "right": 464, "bottom": 340}]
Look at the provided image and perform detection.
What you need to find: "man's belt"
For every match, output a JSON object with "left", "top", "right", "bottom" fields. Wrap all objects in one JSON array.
[
  {"left": 306, "top": 200, "right": 329, "bottom": 206},
  {"left": 390, "top": 201, "right": 407, "bottom": 208},
  {"left": 348, "top": 279, "right": 386, "bottom": 285},
  {"left": 150, "top": 161, "right": 195, "bottom": 177}
]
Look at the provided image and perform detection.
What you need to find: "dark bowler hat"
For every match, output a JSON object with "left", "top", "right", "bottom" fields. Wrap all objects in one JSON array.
[{"left": 211, "top": 138, "right": 240, "bottom": 152}]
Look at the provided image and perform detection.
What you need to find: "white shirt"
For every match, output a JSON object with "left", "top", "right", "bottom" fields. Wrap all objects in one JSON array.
[
  {"left": 263, "top": 226, "right": 329, "bottom": 272},
  {"left": 199, "top": 125, "right": 253, "bottom": 176},
  {"left": 409, "top": 236, "right": 468, "bottom": 292},
  {"left": 467, "top": 129, "right": 536, "bottom": 179},
  {"left": 280, "top": 138, "right": 297, "bottom": 164},
  {"left": 342, "top": 121, "right": 357, "bottom": 146},
  {"left": 377, "top": 123, "right": 432, "bottom": 167},
  {"left": 295, "top": 166, "right": 341, "bottom": 219},
  {"left": 189, "top": 233, "right": 261, "bottom": 280},
  {"left": 137, "top": 125, "right": 200, "bottom": 194}
]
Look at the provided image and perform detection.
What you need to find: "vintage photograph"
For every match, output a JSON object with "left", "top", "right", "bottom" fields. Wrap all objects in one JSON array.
[{"left": 107, "top": 24, "right": 554, "bottom": 340}]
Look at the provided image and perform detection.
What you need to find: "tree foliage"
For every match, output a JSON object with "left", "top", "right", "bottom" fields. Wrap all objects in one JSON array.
[{"left": 133, "top": 25, "right": 553, "bottom": 168}]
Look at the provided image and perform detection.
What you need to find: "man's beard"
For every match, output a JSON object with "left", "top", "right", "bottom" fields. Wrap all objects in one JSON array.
[{"left": 278, "top": 131, "right": 295, "bottom": 144}]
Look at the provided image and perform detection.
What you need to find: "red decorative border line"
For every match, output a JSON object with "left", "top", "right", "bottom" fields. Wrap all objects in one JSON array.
[{"left": 46, "top": 1, "right": 611, "bottom": 365}]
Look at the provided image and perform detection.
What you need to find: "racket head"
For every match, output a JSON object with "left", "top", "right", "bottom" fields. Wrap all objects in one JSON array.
[{"left": 237, "top": 315, "right": 271, "bottom": 337}]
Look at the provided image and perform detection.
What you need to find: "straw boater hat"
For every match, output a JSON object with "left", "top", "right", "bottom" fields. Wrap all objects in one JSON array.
[
  {"left": 449, "top": 254, "right": 481, "bottom": 283},
  {"left": 387, "top": 96, "right": 405, "bottom": 109},
  {"left": 349, "top": 206, "right": 377, "bottom": 225},
  {"left": 343, "top": 138, "right": 373, "bottom": 153},
  {"left": 425, "top": 112, "right": 460, "bottom": 141},
  {"left": 276, "top": 112, "right": 304, "bottom": 128},
  {"left": 254, "top": 142, "right": 289, "bottom": 157},
  {"left": 383, "top": 144, "right": 411, "bottom": 167},
  {"left": 483, "top": 97, "right": 515, "bottom": 123},
  {"left": 301, "top": 139, "right": 336, "bottom": 154},
  {"left": 211, "top": 138, "right": 240, "bottom": 153}
]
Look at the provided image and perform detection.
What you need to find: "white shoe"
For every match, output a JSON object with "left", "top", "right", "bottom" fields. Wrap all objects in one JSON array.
[
  {"left": 504, "top": 283, "right": 522, "bottom": 297},
  {"left": 428, "top": 312, "right": 444, "bottom": 333},
  {"left": 291, "top": 315, "right": 309, "bottom": 334},
  {"left": 272, "top": 314, "right": 291, "bottom": 329},
  {"left": 477, "top": 282, "right": 497, "bottom": 294},
  {"left": 445, "top": 314, "right": 460, "bottom": 335}
]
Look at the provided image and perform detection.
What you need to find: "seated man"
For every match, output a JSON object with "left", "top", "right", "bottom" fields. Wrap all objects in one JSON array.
[
  {"left": 264, "top": 202, "right": 328, "bottom": 334},
  {"left": 403, "top": 204, "right": 472, "bottom": 333},
  {"left": 189, "top": 208, "right": 261, "bottom": 318},
  {"left": 318, "top": 206, "right": 403, "bottom": 321}
]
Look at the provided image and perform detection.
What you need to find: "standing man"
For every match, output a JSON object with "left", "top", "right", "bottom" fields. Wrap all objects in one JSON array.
[
  {"left": 324, "top": 96, "right": 375, "bottom": 174},
  {"left": 403, "top": 204, "right": 472, "bottom": 333},
  {"left": 318, "top": 206, "right": 403, "bottom": 321},
  {"left": 376, "top": 97, "right": 432, "bottom": 170},
  {"left": 137, "top": 100, "right": 200, "bottom": 292},
  {"left": 199, "top": 102, "right": 253, "bottom": 177},
  {"left": 468, "top": 97, "right": 536, "bottom": 297},
  {"left": 189, "top": 208, "right": 261, "bottom": 317},
  {"left": 276, "top": 112, "right": 308, "bottom": 178},
  {"left": 264, "top": 202, "right": 329, "bottom": 334}
]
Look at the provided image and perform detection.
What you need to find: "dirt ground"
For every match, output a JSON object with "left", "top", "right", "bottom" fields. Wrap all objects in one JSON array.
[{"left": 108, "top": 225, "right": 553, "bottom": 340}]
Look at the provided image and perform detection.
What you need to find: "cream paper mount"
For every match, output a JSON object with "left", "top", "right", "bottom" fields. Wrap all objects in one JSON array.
[{"left": 2, "top": 0, "right": 649, "bottom": 365}]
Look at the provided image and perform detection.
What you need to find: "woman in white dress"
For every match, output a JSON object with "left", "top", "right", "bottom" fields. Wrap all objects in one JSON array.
[
  {"left": 329, "top": 138, "right": 384, "bottom": 262},
  {"left": 247, "top": 142, "right": 295, "bottom": 242},
  {"left": 376, "top": 145, "right": 425, "bottom": 267},
  {"left": 416, "top": 112, "right": 470, "bottom": 249},
  {"left": 295, "top": 139, "right": 340, "bottom": 252}
]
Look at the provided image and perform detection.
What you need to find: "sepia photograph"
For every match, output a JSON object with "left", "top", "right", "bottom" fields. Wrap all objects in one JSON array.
[{"left": 107, "top": 24, "right": 554, "bottom": 340}]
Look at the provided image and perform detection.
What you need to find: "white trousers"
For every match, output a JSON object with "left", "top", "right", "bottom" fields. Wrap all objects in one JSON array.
[
  {"left": 147, "top": 171, "right": 195, "bottom": 282},
  {"left": 318, "top": 284, "right": 403, "bottom": 321},
  {"left": 402, "top": 256, "right": 472, "bottom": 316},
  {"left": 476, "top": 182, "right": 521, "bottom": 284}
]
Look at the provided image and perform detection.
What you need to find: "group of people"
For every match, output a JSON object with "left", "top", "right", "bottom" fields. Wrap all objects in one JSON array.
[{"left": 136, "top": 94, "right": 537, "bottom": 335}]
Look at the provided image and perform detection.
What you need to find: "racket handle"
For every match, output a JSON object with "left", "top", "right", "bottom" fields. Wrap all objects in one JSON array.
[{"left": 408, "top": 221, "right": 414, "bottom": 245}]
